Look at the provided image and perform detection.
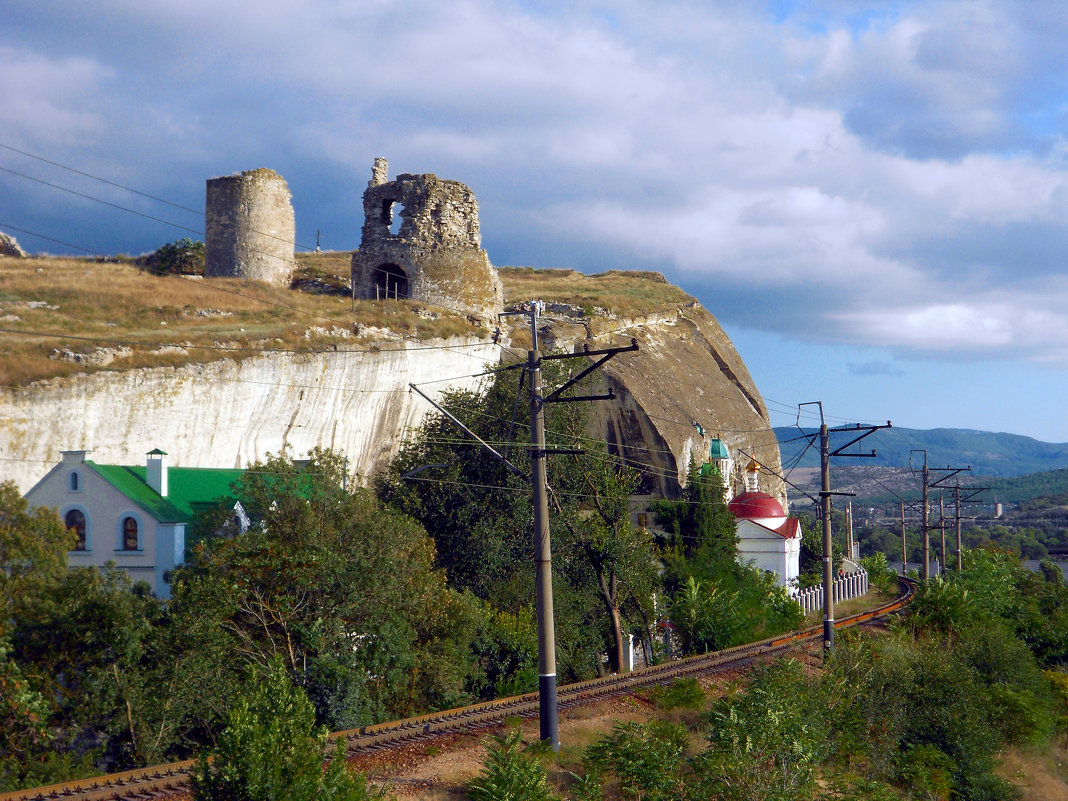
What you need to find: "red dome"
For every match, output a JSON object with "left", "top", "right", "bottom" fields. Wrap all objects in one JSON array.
[{"left": 728, "top": 491, "right": 786, "bottom": 519}]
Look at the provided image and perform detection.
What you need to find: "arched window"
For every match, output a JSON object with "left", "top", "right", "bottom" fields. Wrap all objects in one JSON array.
[
  {"left": 69, "top": 471, "right": 79, "bottom": 491},
  {"left": 65, "top": 509, "right": 86, "bottom": 551},
  {"left": 373, "top": 263, "right": 408, "bottom": 300},
  {"left": 122, "top": 517, "right": 139, "bottom": 551}
]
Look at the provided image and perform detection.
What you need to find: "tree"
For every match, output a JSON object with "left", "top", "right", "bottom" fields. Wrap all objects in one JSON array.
[
  {"left": 192, "top": 657, "right": 381, "bottom": 801},
  {"left": 10, "top": 566, "right": 174, "bottom": 769},
  {"left": 173, "top": 449, "right": 480, "bottom": 729},
  {"left": 0, "top": 481, "right": 72, "bottom": 636},
  {"left": 551, "top": 454, "right": 657, "bottom": 673},
  {"left": 653, "top": 468, "right": 804, "bottom": 656},
  {"left": 0, "top": 638, "right": 53, "bottom": 790},
  {"left": 652, "top": 466, "right": 736, "bottom": 570},
  {"left": 379, "top": 360, "right": 660, "bottom": 680}
]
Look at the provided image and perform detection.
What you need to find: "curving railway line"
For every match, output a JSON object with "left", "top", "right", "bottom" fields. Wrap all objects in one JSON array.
[{"left": 1, "top": 577, "right": 915, "bottom": 801}]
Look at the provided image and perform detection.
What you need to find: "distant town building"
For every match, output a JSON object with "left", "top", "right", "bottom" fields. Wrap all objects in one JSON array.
[{"left": 24, "top": 449, "right": 246, "bottom": 598}]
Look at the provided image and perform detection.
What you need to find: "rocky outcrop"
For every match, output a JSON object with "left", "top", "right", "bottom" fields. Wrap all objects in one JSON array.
[
  {"left": 531, "top": 302, "right": 786, "bottom": 506},
  {"left": 0, "top": 232, "right": 27, "bottom": 258},
  {"left": 3, "top": 296, "right": 783, "bottom": 507}
]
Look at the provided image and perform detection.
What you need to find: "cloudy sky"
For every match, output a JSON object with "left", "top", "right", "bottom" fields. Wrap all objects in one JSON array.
[{"left": 3, "top": 0, "right": 1067, "bottom": 442}]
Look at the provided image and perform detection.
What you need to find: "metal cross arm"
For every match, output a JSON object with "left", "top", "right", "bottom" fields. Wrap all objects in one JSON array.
[
  {"left": 959, "top": 486, "right": 988, "bottom": 503},
  {"left": 929, "top": 467, "right": 970, "bottom": 488},
  {"left": 545, "top": 389, "right": 616, "bottom": 404},
  {"left": 542, "top": 340, "right": 639, "bottom": 403},
  {"left": 828, "top": 421, "right": 893, "bottom": 458}
]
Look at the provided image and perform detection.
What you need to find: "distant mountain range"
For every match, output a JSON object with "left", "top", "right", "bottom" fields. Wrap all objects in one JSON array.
[{"left": 774, "top": 427, "right": 1068, "bottom": 478}]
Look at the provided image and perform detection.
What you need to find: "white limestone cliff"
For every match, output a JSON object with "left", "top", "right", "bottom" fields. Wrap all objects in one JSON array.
[{"left": 3, "top": 338, "right": 500, "bottom": 492}]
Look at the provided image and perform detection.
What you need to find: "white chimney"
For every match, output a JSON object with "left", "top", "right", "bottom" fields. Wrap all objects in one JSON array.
[{"left": 146, "top": 448, "right": 168, "bottom": 496}]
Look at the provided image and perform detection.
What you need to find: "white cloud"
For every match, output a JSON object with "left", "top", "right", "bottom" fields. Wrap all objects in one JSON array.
[
  {"left": 2, "top": 0, "right": 1068, "bottom": 371},
  {"left": 0, "top": 47, "right": 112, "bottom": 145}
]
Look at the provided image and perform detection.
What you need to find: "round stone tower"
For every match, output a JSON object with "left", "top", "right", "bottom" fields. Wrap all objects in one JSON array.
[
  {"left": 205, "top": 168, "right": 295, "bottom": 286},
  {"left": 351, "top": 158, "right": 504, "bottom": 323}
]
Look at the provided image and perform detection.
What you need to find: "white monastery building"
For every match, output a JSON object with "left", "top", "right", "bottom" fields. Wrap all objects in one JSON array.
[{"left": 729, "top": 459, "right": 801, "bottom": 588}]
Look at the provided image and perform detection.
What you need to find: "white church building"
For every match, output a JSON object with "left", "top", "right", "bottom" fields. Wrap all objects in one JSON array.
[{"left": 728, "top": 458, "right": 801, "bottom": 588}]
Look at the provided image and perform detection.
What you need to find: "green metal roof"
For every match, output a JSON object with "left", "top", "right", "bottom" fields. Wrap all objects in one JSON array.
[
  {"left": 87, "top": 462, "right": 244, "bottom": 523},
  {"left": 708, "top": 438, "right": 730, "bottom": 460}
]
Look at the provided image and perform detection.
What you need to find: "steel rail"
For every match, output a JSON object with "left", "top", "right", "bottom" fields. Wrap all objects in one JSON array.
[{"left": 2, "top": 577, "right": 915, "bottom": 801}]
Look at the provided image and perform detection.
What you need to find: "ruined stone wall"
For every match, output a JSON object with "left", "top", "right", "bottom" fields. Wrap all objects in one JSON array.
[
  {"left": 351, "top": 160, "right": 503, "bottom": 323},
  {"left": 0, "top": 231, "right": 27, "bottom": 258},
  {"left": 205, "top": 168, "right": 295, "bottom": 286}
]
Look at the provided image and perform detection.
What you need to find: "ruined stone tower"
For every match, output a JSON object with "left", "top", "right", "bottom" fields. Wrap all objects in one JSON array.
[
  {"left": 351, "top": 159, "right": 504, "bottom": 323},
  {"left": 205, "top": 168, "right": 295, "bottom": 286}
]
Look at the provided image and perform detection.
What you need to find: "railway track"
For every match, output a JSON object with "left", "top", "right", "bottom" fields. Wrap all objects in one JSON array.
[{"left": 2, "top": 577, "right": 915, "bottom": 801}]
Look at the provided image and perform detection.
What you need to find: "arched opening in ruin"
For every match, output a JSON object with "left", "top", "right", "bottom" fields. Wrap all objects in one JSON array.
[{"left": 373, "top": 263, "right": 409, "bottom": 300}]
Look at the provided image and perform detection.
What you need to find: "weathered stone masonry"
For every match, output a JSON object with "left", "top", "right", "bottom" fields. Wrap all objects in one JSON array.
[
  {"left": 351, "top": 159, "right": 504, "bottom": 323},
  {"left": 205, "top": 168, "right": 295, "bottom": 286}
]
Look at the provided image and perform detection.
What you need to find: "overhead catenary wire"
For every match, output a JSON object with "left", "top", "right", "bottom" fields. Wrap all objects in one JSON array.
[
  {"left": 0, "top": 143, "right": 203, "bottom": 217},
  {"left": 0, "top": 144, "right": 316, "bottom": 251}
]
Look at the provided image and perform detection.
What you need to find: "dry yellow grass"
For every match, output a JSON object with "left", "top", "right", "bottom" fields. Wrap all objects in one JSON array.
[
  {"left": 0, "top": 255, "right": 688, "bottom": 387},
  {"left": 0, "top": 253, "right": 479, "bottom": 386},
  {"left": 499, "top": 266, "right": 693, "bottom": 318}
]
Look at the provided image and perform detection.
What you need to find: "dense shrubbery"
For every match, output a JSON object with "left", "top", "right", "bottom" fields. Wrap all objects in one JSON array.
[
  {"left": 0, "top": 452, "right": 508, "bottom": 790},
  {"left": 468, "top": 545, "right": 1068, "bottom": 801},
  {"left": 379, "top": 359, "right": 660, "bottom": 681},
  {"left": 654, "top": 467, "right": 805, "bottom": 653},
  {"left": 192, "top": 657, "right": 381, "bottom": 801}
]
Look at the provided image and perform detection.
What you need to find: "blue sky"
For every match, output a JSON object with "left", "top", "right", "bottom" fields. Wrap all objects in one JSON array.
[{"left": 2, "top": 0, "right": 1067, "bottom": 441}]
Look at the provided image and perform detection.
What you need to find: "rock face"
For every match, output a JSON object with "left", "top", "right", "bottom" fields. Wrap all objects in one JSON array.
[
  {"left": 205, "top": 168, "right": 295, "bottom": 285},
  {"left": 0, "top": 232, "right": 27, "bottom": 258},
  {"left": 2, "top": 339, "right": 499, "bottom": 493},
  {"left": 351, "top": 159, "right": 504, "bottom": 323},
  {"left": 535, "top": 303, "right": 786, "bottom": 506}
]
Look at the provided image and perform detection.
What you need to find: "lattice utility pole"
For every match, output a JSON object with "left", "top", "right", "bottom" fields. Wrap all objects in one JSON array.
[
  {"left": 951, "top": 483, "right": 988, "bottom": 571},
  {"left": 798, "top": 404, "right": 891, "bottom": 653},
  {"left": 911, "top": 451, "right": 970, "bottom": 579}
]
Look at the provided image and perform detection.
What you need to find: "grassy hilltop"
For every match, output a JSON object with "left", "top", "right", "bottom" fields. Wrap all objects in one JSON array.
[{"left": 0, "top": 253, "right": 692, "bottom": 387}]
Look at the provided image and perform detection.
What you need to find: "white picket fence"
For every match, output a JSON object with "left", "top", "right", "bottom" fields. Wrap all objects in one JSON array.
[{"left": 794, "top": 568, "right": 868, "bottom": 614}]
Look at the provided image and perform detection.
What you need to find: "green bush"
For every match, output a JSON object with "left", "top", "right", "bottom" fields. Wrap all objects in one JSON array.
[
  {"left": 860, "top": 551, "right": 898, "bottom": 595},
  {"left": 191, "top": 657, "right": 383, "bottom": 801},
  {"left": 695, "top": 660, "right": 823, "bottom": 801},
  {"left": 584, "top": 719, "right": 688, "bottom": 801},
  {"left": 138, "top": 238, "right": 204, "bottom": 275},
  {"left": 468, "top": 728, "right": 557, "bottom": 801}
]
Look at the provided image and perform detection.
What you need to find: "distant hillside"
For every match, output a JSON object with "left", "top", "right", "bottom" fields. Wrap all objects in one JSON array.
[
  {"left": 785, "top": 465, "right": 1068, "bottom": 511},
  {"left": 776, "top": 426, "right": 1068, "bottom": 478}
]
